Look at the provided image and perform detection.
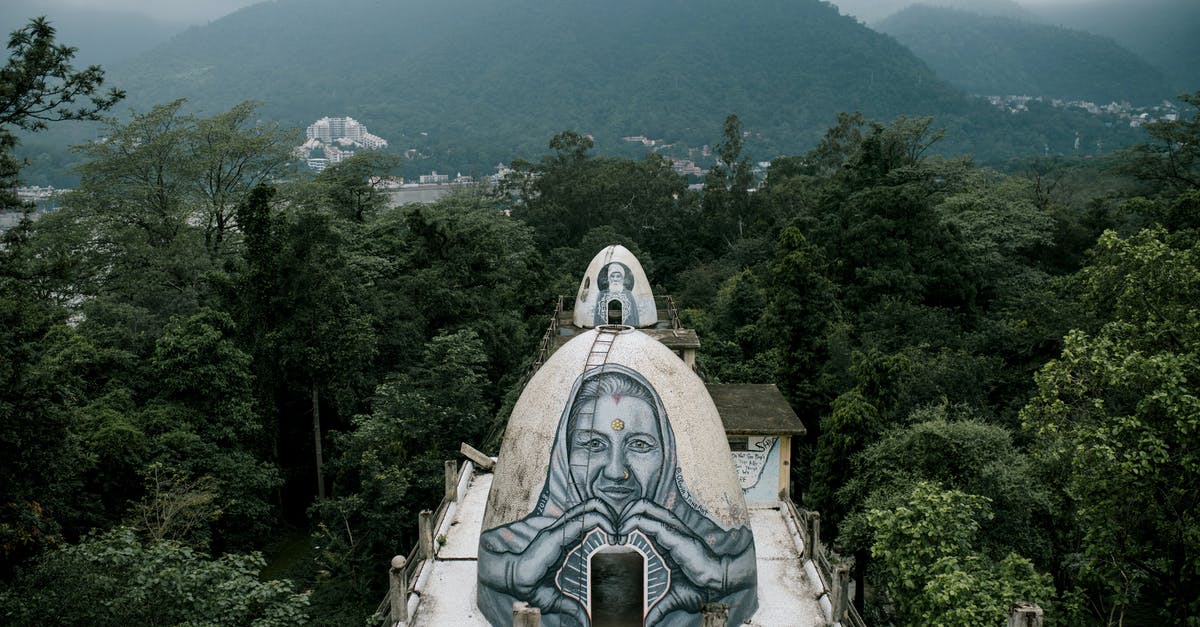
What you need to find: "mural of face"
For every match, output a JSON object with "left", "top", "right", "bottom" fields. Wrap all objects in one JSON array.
[
  {"left": 607, "top": 265, "right": 626, "bottom": 292},
  {"left": 477, "top": 365, "right": 758, "bottom": 627},
  {"left": 569, "top": 394, "right": 663, "bottom": 514}
]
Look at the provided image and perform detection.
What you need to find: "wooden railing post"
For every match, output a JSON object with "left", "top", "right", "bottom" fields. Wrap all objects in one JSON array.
[
  {"left": 807, "top": 511, "right": 822, "bottom": 561},
  {"left": 461, "top": 442, "right": 495, "bottom": 471},
  {"left": 513, "top": 601, "right": 541, "bottom": 626},
  {"left": 832, "top": 563, "right": 851, "bottom": 621},
  {"left": 444, "top": 460, "right": 458, "bottom": 501},
  {"left": 388, "top": 555, "right": 408, "bottom": 626},
  {"left": 419, "top": 510, "right": 434, "bottom": 559},
  {"left": 1007, "top": 602, "right": 1044, "bottom": 627}
]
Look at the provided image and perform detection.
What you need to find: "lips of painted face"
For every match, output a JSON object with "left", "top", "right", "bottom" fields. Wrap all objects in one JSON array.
[{"left": 568, "top": 395, "right": 663, "bottom": 514}]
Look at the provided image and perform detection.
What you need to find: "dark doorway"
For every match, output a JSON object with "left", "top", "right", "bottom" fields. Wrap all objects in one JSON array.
[
  {"left": 591, "top": 548, "right": 644, "bottom": 627},
  {"left": 607, "top": 300, "right": 623, "bottom": 325}
]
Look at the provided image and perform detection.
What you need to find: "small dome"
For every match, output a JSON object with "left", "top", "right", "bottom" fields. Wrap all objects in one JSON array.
[
  {"left": 573, "top": 245, "right": 658, "bottom": 328},
  {"left": 478, "top": 327, "right": 756, "bottom": 626}
]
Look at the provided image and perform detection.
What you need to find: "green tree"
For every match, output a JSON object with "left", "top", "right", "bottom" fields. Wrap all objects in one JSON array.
[
  {"left": 0, "top": 527, "right": 309, "bottom": 626},
  {"left": 867, "top": 481, "right": 1054, "bottom": 626},
  {"left": 1118, "top": 90, "right": 1200, "bottom": 196},
  {"left": 1022, "top": 226, "right": 1200, "bottom": 624},
  {"left": 311, "top": 150, "right": 401, "bottom": 223},
  {"left": 310, "top": 329, "right": 490, "bottom": 622},
  {"left": 187, "top": 100, "right": 296, "bottom": 256},
  {"left": 702, "top": 114, "right": 757, "bottom": 248},
  {"left": 840, "top": 407, "right": 1053, "bottom": 564},
  {"left": 0, "top": 17, "right": 123, "bottom": 211}
]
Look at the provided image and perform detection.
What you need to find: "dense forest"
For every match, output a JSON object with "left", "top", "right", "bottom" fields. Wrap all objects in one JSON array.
[
  {"left": 876, "top": 5, "right": 1172, "bottom": 105},
  {"left": 3, "top": 16, "right": 1200, "bottom": 627}
]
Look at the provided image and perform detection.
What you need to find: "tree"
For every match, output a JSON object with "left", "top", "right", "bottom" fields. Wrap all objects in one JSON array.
[
  {"left": 310, "top": 150, "right": 401, "bottom": 223},
  {"left": 310, "top": 330, "right": 490, "bottom": 621},
  {"left": 0, "top": 17, "right": 123, "bottom": 211},
  {"left": 187, "top": 101, "right": 296, "bottom": 256},
  {"left": 1022, "top": 226, "right": 1200, "bottom": 624},
  {"left": 0, "top": 527, "right": 310, "bottom": 626},
  {"left": 867, "top": 481, "right": 1054, "bottom": 626},
  {"left": 839, "top": 407, "right": 1053, "bottom": 565},
  {"left": 1118, "top": 90, "right": 1200, "bottom": 195}
]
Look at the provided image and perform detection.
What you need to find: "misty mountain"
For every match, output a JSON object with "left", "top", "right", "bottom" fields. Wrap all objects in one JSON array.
[
  {"left": 1, "top": 1, "right": 186, "bottom": 67},
  {"left": 1029, "top": 0, "right": 1200, "bottom": 93},
  {"left": 101, "top": 0, "right": 970, "bottom": 171},
  {"left": 831, "top": 0, "right": 1034, "bottom": 24},
  {"left": 11, "top": 0, "right": 1153, "bottom": 185},
  {"left": 877, "top": 5, "right": 1173, "bottom": 105}
]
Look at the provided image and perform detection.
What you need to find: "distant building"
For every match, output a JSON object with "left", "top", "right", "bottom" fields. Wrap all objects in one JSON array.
[
  {"left": 300, "top": 117, "right": 388, "bottom": 171},
  {"left": 419, "top": 171, "right": 449, "bottom": 184},
  {"left": 305, "top": 116, "right": 388, "bottom": 148}
]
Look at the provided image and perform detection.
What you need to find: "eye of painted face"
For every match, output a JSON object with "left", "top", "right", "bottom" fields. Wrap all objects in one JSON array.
[
  {"left": 626, "top": 436, "right": 657, "bottom": 453},
  {"left": 573, "top": 431, "right": 608, "bottom": 453}
]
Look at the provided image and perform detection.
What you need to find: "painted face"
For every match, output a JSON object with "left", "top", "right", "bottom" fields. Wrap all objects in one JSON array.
[
  {"left": 569, "top": 395, "right": 663, "bottom": 514},
  {"left": 607, "top": 266, "right": 625, "bottom": 292}
]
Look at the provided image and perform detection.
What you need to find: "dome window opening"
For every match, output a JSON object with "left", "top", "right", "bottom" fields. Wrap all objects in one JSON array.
[
  {"left": 607, "top": 299, "right": 625, "bottom": 325},
  {"left": 590, "top": 547, "right": 645, "bottom": 627}
]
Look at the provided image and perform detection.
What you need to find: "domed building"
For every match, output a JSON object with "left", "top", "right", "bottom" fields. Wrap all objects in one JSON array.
[{"left": 383, "top": 247, "right": 840, "bottom": 627}]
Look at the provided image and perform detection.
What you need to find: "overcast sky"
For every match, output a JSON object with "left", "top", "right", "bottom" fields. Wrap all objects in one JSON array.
[
  {"left": 28, "top": 0, "right": 266, "bottom": 24},
  {"left": 22, "top": 0, "right": 1116, "bottom": 26}
]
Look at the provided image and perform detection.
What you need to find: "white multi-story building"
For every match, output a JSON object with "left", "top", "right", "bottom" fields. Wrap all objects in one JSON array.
[{"left": 305, "top": 117, "right": 388, "bottom": 149}]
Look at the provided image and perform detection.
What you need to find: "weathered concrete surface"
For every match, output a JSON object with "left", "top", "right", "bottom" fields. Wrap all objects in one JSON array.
[
  {"left": 412, "top": 472, "right": 491, "bottom": 627},
  {"left": 744, "top": 503, "right": 826, "bottom": 626}
]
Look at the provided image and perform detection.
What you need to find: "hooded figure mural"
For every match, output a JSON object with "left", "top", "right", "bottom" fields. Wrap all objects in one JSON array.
[{"left": 477, "top": 363, "right": 757, "bottom": 626}]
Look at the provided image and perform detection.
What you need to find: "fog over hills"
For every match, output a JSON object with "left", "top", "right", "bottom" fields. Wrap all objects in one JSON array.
[
  {"left": 1028, "top": 0, "right": 1200, "bottom": 91},
  {"left": 1, "top": 0, "right": 186, "bottom": 67},
  {"left": 877, "top": 5, "right": 1173, "bottom": 105},
  {"left": 831, "top": 0, "right": 1035, "bottom": 23},
  {"left": 104, "top": 0, "right": 967, "bottom": 170},
  {"left": 8, "top": 0, "right": 1159, "bottom": 184}
]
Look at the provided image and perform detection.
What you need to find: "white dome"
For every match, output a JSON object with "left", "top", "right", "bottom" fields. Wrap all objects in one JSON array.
[
  {"left": 483, "top": 327, "right": 747, "bottom": 529},
  {"left": 573, "top": 245, "right": 658, "bottom": 328},
  {"left": 478, "top": 327, "right": 757, "bottom": 625}
]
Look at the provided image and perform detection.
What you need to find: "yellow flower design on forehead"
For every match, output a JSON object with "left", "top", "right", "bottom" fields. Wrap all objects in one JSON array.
[{"left": 611, "top": 418, "right": 625, "bottom": 431}]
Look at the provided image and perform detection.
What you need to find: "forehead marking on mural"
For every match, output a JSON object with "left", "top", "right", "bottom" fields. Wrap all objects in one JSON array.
[{"left": 610, "top": 418, "right": 624, "bottom": 431}]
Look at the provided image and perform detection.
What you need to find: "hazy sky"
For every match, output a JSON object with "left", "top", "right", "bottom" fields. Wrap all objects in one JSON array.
[
  {"left": 29, "top": 0, "right": 265, "bottom": 24},
  {"left": 29, "top": 0, "right": 1117, "bottom": 25},
  {"left": 17, "top": 0, "right": 1121, "bottom": 27}
]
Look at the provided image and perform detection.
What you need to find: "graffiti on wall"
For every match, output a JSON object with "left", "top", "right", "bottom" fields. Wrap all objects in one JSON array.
[
  {"left": 477, "top": 365, "right": 757, "bottom": 626},
  {"left": 731, "top": 436, "right": 777, "bottom": 491},
  {"left": 592, "top": 262, "right": 639, "bottom": 327}
]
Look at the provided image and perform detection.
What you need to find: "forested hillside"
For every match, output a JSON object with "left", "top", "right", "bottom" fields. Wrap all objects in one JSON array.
[
  {"left": 877, "top": 5, "right": 1173, "bottom": 105},
  {"left": 4, "top": 14, "right": 1200, "bottom": 627},
  {"left": 9, "top": 0, "right": 1157, "bottom": 188},
  {"left": 105, "top": 0, "right": 962, "bottom": 170},
  {"left": 1030, "top": 0, "right": 1200, "bottom": 92}
]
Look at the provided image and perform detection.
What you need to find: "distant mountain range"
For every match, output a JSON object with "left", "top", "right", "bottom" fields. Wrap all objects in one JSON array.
[
  {"left": 877, "top": 4, "right": 1173, "bottom": 105},
  {"left": 104, "top": 0, "right": 968, "bottom": 166},
  {"left": 832, "top": 0, "right": 1035, "bottom": 23},
  {"left": 1028, "top": 0, "right": 1200, "bottom": 92},
  {"left": 8, "top": 0, "right": 1162, "bottom": 184}
]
